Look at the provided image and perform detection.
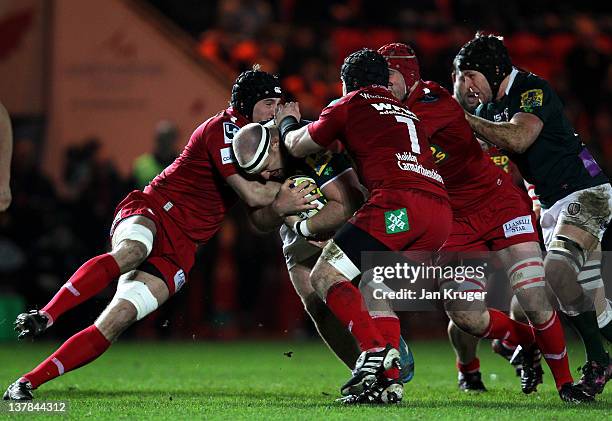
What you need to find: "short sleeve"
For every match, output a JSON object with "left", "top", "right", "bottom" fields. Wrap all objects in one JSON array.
[
  {"left": 207, "top": 120, "right": 239, "bottom": 179},
  {"left": 307, "top": 100, "right": 348, "bottom": 148}
]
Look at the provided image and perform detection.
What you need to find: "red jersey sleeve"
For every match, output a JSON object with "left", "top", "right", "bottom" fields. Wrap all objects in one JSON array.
[
  {"left": 307, "top": 99, "right": 349, "bottom": 148},
  {"left": 206, "top": 118, "right": 239, "bottom": 180}
]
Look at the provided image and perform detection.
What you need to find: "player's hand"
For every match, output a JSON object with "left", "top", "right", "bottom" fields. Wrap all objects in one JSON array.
[
  {"left": 275, "top": 102, "right": 301, "bottom": 125},
  {"left": 0, "top": 184, "right": 11, "bottom": 211},
  {"left": 272, "top": 178, "right": 320, "bottom": 217}
]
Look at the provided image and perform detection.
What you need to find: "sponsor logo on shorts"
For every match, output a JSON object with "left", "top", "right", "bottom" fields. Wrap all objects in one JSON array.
[
  {"left": 567, "top": 202, "right": 581, "bottom": 216},
  {"left": 503, "top": 215, "right": 534, "bottom": 238},
  {"left": 385, "top": 208, "right": 409, "bottom": 234},
  {"left": 173, "top": 269, "right": 186, "bottom": 292},
  {"left": 223, "top": 122, "right": 240, "bottom": 144},
  {"left": 220, "top": 147, "right": 234, "bottom": 164}
]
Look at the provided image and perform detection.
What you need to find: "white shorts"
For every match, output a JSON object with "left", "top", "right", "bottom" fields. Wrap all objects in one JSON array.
[
  {"left": 540, "top": 184, "right": 612, "bottom": 248},
  {"left": 280, "top": 225, "right": 322, "bottom": 270}
]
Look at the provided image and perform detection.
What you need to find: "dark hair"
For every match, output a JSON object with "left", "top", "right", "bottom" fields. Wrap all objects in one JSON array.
[{"left": 341, "top": 49, "right": 389, "bottom": 93}]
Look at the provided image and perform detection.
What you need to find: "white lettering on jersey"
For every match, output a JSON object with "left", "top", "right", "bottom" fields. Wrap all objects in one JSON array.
[{"left": 220, "top": 147, "right": 234, "bottom": 165}]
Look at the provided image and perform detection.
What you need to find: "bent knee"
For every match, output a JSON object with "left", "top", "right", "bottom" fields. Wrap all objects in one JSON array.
[
  {"left": 95, "top": 299, "right": 137, "bottom": 341},
  {"left": 447, "top": 310, "right": 488, "bottom": 336},
  {"left": 112, "top": 239, "right": 150, "bottom": 271}
]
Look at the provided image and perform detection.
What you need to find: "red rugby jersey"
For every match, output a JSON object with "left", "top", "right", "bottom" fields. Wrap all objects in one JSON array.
[
  {"left": 307, "top": 85, "right": 446, "bottom": 198},
  {"left": 147, "top": 107, "right": 247, "bottom": 243},
  {"left": 406, "top": 81, "right": 510, "bottom": 216}
]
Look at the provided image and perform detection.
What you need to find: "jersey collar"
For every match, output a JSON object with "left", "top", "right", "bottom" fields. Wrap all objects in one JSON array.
[
  {"left": 504, "top": 67, "right": 520, "bottom": 96},
  {"left": 227, "top": 107, "right": 250, "bottom": 125}
]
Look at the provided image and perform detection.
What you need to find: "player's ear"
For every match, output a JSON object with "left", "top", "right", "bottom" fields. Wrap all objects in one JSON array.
[{"left": 269, "top": 128, "right": 280, "bottom": 150}]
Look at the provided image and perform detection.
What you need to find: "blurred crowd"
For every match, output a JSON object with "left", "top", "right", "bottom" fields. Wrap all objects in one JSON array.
[
  {"left": 150, "top": 0, "right": 612, "bottom": 173},
  {"left": 1, "top": 1, "right": 610, "bottom": 340}
]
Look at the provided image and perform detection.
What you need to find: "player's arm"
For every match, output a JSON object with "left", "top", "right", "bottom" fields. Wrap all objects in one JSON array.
[
  {"left": 464, "top": 112, "right": 543, "bottom": 154},
  {"left": 276, "top": 103, "right": 322, "bottom": 157},
  {"left": 226, "top": 174, "right": 281, "bottom": 208},
  {"left": 300, "top": 169, "right": 363, "bottom": 236},
  {"left": 247, "top": 178, "right": 321, "bottom": 232},
  {"left": 0, "top": 101, "right": 12, "bottom": 211}
]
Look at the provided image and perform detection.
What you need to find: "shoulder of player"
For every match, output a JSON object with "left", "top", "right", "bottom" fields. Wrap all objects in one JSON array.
[{"left": 509, "top": 71, "right": 553, "bottom": 98}]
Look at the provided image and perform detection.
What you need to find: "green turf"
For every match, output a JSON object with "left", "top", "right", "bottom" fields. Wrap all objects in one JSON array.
[{"left": 0, "top": 340, "right": 610, "bottom": 420}]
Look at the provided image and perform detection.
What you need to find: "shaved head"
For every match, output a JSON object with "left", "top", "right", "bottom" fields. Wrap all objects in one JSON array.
[
  {"left": 232, "top": 122, "right": 285, "bottom": 179},
  {"left": 233, "top": 123, "right": 266, "bottom": 168}
]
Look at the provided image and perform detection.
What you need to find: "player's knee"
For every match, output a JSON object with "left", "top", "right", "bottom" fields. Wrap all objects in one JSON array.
[
  {"left": 523, "top": 309, "right": 553, "bottom": 326},
  {"left": 112, "top": 239, "right": 150, "bottom": 271},
  {"left": 447, "top": 310, "right": 488, "bottom": 336},
  {"left": 112, "top": 222, "right": 155, "bottom": 270},
  {"left": 95, "top": 299, "right": 137, "bottom": 341}
]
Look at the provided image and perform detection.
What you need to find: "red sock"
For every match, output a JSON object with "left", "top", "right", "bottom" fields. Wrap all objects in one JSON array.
[
  {"left": 325, "top": 282, "right": 386, "bottom": 351},
  {"left": 22, "top": 325, "right": 110, "bottom": 388},
  {"left": 372, "top": 315, "right": 400, "bottom": 379},
  {"left": 42, "top": 254, "right": 120, "bottom": 324},
  {"left": 533, "top": 312, "right": 573, "bottom": 389},
  {"left": 482, "top": 308, "right": 535, "bottom": 347},
  {"left": 457, "top": 358, "right": 480, "bottom": 374}
]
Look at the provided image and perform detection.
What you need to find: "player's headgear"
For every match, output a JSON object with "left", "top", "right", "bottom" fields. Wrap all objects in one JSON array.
[
  {"left": 340, "top": 49, "right": 389, "bottom": 93},
  {"left": 378, "top": 43, "right": 420, "bottom": 88},
  {"left": 454, "top": 33, "right": 513, "bottom": 97},
  {"left": 231, "top": 67, "right": 282, "bottom": 121}
]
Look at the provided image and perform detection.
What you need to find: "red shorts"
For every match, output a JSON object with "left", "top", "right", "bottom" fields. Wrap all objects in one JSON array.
[
  {"left": 441, "top": 183, "right": 540, "bottom": 252},
  {"left": 110, "top": 190, "right": 197, "bottom": 295},
  {"left": 349, "top": 189, "right": 452, "bottom": 252}
]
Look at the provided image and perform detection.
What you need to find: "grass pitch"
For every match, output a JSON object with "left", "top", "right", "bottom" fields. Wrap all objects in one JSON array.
[{"left": 0, "top": 340, "right": 610, "bottom": 420}]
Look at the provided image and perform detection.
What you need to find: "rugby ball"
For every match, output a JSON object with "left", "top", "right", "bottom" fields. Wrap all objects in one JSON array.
[{"left": 289, "top": 175, "right": 327, "bottom": 219}]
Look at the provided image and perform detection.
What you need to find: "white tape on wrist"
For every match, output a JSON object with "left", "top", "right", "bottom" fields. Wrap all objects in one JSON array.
[{"left": 293, "top": 220, "right": 312, "bottom": 238}]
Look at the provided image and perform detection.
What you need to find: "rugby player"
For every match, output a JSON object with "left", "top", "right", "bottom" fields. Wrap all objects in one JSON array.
[
  {"left": 378, "top": 43, "right": 590, "bottom": 402},
  {"left": 231, "top": 122, "right": 415, "bottom": 382},
  {"left": 458, "top": 33, "right": 612, "bottom": 397},
  {"left": 278, "top": 48, "right": 452, "bottom": 404},
  {"left": 452, "top": 53, "right": 537, "bottom": 388},
  {"left": 4, "top": 68, "right": 318, "bottom": 400}
]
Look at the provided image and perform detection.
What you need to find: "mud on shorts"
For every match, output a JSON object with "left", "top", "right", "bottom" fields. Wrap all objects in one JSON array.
[{"left": 540, "top": 183, "right": 612, "bottom": 249}]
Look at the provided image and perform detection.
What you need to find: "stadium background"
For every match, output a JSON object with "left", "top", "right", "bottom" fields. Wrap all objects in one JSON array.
[{"left": 0, "top": 0, "right": 611, "bottom": 344}]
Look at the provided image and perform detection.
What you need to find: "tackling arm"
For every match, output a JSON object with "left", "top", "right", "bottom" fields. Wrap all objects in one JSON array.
[
  {"left": 283, "top": 126, "right": 324, "bottom": 158},
  {"left": 465, "top": 112, "right": 543, "bottom": 154},
  {"left": 226, "top": 174, "right": 281, "bottom": 208},
  {"left": 303, "top": 169, "right": 364, "bottom": 235}
]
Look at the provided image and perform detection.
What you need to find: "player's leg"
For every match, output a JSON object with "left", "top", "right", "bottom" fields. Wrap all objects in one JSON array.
[
  {"left": 497, "top": 242, "right": 578, "bottom": 396},
  {"left": 309, "top": 229, "right": 400, "bottom": 399},
  {"left": 545, "top": 224, "right": 610, "bottom": 396},
  {"left": 5, "top": 270, "right": 168, "bottom": 400},
  {"left": 15, "top": 215, "right": 156, "bottom": 338},
  {"left": 577, "top": 245, "right": 612, "bottom": 343},
  {"left": 491, "top": 295, "right": 528, "bottom": 376},
  {"left": 447, "top": 320, "right": 485, "bottom": 391},
  {"left": 288, "top": 255, "right": 360, "bottom": 368},
  {"left": 357, "top": 273, "right": 413, "bottom": 383}
]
